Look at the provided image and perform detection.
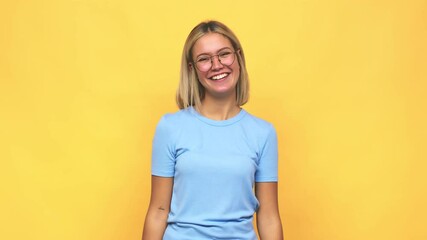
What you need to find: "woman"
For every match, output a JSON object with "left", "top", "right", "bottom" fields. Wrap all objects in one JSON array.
[{"left": 143, "top": 20, "right": 283, "bottom": 240}]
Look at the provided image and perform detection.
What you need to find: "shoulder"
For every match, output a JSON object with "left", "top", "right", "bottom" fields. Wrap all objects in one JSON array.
[
  {"left": 241, "top": 110, "right": 276, "bottom": 135},
  {"left": 154, "top": 108, "right": 195, "bottom": 137},
  {"left": 157, "top": 108, "right": 193, "bottom": 126},
  {"left": 153, "top": 108, "right": 194, "bottom": 143}
]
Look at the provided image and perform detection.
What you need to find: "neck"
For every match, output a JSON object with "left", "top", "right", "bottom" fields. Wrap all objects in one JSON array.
[{"left": 198, "top": 94, "right": 240, "bottom": 121}]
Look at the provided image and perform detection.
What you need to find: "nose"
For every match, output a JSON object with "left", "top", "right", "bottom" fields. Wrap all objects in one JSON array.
[{"left": 210, "top": 55, "right": 223, "bottom": 70}]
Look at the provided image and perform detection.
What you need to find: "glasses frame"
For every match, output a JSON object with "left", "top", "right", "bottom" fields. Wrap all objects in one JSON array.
[{"left": 192, "top": 49, "right": 240, "bottom": 72}]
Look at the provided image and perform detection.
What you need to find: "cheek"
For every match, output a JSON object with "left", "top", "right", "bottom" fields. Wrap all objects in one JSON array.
[
  {"left": 196, "top": 71, "right": 204, "bottom": 81},
  {"left": 196, "top": 71, "right": 209, "bottom": 87},
  {"left": 233, "top": 63, "right": 241, "bottom": 79},
  {"left": 233, "top": 57, "right": 240, "bottom": 70}
]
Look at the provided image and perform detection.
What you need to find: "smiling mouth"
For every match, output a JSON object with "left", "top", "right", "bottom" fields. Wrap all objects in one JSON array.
[{"left": 210, "top": 73, "right": 229, "bottom": 80}]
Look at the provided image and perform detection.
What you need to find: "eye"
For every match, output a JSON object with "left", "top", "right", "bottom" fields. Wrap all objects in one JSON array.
[
  {"left": 197, "top": 56, "right": 210, "bottom": 63},
  {"left": 219, "top": 51, "right": 232, "bottom": 58}
]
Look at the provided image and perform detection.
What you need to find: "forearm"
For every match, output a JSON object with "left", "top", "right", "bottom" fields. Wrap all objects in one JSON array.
[
  {"left": 256, "top": 215, "right": 283, "bottom": 240},
  {"left": 142, "top": 208, "right": 169, "bottom": 240}
]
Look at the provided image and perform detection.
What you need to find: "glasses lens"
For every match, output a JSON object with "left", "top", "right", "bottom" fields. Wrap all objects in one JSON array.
[
  {"left": 196, "top": 56, "right": 212, "bottom": 72},
  {"left": 218, "top": 50, "right": 235, "bottom": 66}
]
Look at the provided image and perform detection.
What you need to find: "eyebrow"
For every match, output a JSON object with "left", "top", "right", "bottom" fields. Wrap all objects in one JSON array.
[{"left": 195, "top": 47, "right": 233, "bottom": 58}]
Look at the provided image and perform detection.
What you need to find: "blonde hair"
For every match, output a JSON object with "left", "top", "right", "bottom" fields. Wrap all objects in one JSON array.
[{"left": 176, "top": 20, "right": 250, "bottom": 110}]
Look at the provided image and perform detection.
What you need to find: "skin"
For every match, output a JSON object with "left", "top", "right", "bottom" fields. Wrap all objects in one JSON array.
[
  {"left": 192, "top": 32, "right": 241, "bottom": 120},
  {"left": 142, "top": 176, "right": 173, "bottom": 240},
  {"left": 255, "top": 182, "right": 284, "bottom": 239},
  {"left": 142, "top": 32, "right": 283, "bottom": 240}
]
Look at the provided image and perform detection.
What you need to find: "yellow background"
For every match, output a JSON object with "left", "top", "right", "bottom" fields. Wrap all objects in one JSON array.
[{"left": 1, "top": 0, "right": 426, "bottom": 239}]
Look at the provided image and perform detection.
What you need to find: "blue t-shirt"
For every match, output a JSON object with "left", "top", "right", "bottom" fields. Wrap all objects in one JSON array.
[{"left": 151, "top": 107, "right": 278, "bottom": 240}]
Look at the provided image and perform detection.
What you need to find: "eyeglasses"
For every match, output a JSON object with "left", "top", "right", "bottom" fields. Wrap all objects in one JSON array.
[{"left": 193, "top": 48, "right": 239, "bottom": 72}]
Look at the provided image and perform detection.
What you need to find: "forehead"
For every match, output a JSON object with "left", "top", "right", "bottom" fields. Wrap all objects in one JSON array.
[{"left": 192, "top": 33, "right": 233, "bottom": 56}]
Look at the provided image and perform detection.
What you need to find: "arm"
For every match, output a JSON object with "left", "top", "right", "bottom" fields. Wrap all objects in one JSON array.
[
  {"left": 142, "top": 176, "right": 174, "bottom": 240},
  {"left": 255, "top": 182, "right": 283, "bottom": 240}
]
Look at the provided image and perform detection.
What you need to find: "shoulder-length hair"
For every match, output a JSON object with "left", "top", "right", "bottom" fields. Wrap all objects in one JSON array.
[{"left": 176, "top": 20, "right": 250, "bottom": 110}]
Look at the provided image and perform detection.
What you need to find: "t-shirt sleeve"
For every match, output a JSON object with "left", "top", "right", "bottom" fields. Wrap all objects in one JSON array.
[
  {"left": 255, "top": 124, "right": 279, "bottom": 182},
  {"left": 151, "top": 116, "right": 176, "bottom": 177}
]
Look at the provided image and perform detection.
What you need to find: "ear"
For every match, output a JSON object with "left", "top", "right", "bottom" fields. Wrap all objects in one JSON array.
[{"left": 188, "top": 63, "right": 193, "bottom": 71}]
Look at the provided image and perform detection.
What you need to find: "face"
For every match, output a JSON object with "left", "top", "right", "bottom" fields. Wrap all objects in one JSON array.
[{"left": 191, "top": 33, "right": 240, "bottom": 100}]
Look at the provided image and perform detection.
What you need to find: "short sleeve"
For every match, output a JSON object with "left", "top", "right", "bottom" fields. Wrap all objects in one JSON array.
[
  {"left": 255, "top": 124, "right": 278, "bottom": 182},
  {"left": 151, "top": 116, "right": 176, "bottom": 177}
]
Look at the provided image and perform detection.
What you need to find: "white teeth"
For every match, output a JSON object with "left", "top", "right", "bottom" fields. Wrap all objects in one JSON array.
[{"left": 211, "top": 73, "right": 228, "bottom": 80}]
